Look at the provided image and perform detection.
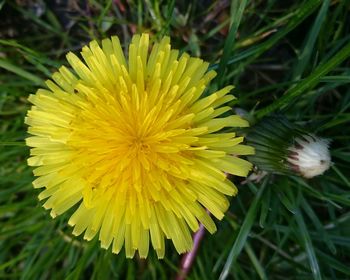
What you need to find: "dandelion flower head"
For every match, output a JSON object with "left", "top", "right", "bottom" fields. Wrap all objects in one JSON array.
[{"left": 26, "top": 33, "right": 254, "bottom": 258}]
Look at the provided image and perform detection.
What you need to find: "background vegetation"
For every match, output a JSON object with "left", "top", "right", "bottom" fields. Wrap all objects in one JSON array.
[{"left": 1, "top": 0, "right": 350, "bottom": 279}]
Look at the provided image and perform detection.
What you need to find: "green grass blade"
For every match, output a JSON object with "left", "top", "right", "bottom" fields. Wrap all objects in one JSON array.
[
  {"left": 300, "top": 194, "right": 336, "bottom": 254},
  {"left": 219, "top": 180, "right": 267, "bottom": 280},
  {"left": 0, "top": 59, "right": 42, "bottom": 85},
  {"left": 256, "top": 40, "right": 350, "bottom": 118},
  {"left": 331, "top": 165, "right": 350, "bottom": 188},
  {"left": 316, "top": 249, "right": 350, "bottom": 275},
  {"left": 0, "top": 141, "right": 26, "bottom": 146},
  {"left": 295, "top": 208, "right": 322, "bottom": 280},
  {"left": 214, "top": 0, "right": 248, "bottom": 86},
  {"left": 210, "top": 0, "right": 322, "bottom": 71},
  {"left": 244, "top": 242, "right": 268, "bottom": 280},
  {"left": 292, "top": 0, "right": 330, "bottom": 80}
]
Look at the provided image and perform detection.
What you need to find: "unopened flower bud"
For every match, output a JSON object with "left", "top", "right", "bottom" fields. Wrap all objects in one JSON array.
[
  {"left": 287, "top": 135, "right": 331, "bottom": 178},
  {"left": 246, "top": 115, "right": 332, "bottom": 178}
]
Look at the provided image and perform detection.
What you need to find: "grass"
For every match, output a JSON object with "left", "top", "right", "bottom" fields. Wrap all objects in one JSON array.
[{"left": 1, "top": 0, "right": 350, "bottom": 279}]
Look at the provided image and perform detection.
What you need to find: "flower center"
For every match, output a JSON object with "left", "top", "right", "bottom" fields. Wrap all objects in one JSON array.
[{"left": 130, "top": 136, "right": 150, "bottom": 154}]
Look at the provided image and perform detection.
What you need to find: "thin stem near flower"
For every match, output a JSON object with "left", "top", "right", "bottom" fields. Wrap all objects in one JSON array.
[{"left": 176, "top": 223, "right": 206, "bottom": 280}]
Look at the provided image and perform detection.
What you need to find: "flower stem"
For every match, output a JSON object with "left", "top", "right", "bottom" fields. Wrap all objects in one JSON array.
[{"left": 176, "top": 223, "right": 206, "bottom": 280}]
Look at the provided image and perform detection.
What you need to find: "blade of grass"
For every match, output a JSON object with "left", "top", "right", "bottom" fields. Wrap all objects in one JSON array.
[
  {"left": 209, "top": 0, "right": 322, "bottom": 71},
  {"left": 0, "top": 59, "right": 43, "bottom": 85},
  {"left": 256, "top": 40, "right": 350, "bottom": 118},
  {"left": 300, "top": 194, "right": 336, "bottom": 254},
  {"left": 316, "top": 249, "right": 350, "bottom": 275},
  {"left": 11, "top": 4, "right": 64, "bottom": 37},
  {"left": 259, "top": 186, "right": 271, "bottom": 228},
  {"left": 219, "top": 179, "right": 267, "bottom": 280},
  {"left": 295, "top": 208, "right": 322, "bottom": 280},
  {"left": 65, "top": 238, "right": 99, "bottom": 280},
  {"left": 214, "top": 0, "right": 248, "bottom": 86},
  {"left": 331, "top": 165, "right": 350, "bottom": 188},
  {"left": 244, "top": 242, "right": 268, "bottom": 280},
  {"left": 292, "top": 0, "right": 330, "bottom": 80},
  {"left": 0, "top": 142, "right": 26, "bottom": 146}
]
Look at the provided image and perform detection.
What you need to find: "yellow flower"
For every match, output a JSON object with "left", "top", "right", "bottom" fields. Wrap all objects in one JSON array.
[{"left": 26, "top": 33, "right": 254, "bottom": 258}]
